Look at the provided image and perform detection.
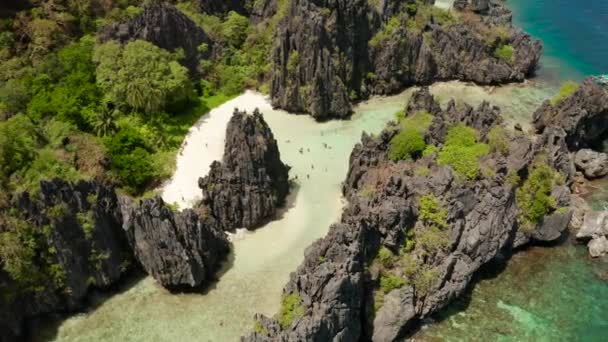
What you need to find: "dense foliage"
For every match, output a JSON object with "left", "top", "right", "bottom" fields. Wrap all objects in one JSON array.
[
  {"left": 516, "top": 160, "right": 561, "bottom": 229},
  {"left": 437, "top": 124, "right": 490, "bottom": 180},
  {"left": 389, "top": 110, "right": 433, "bottom": 161},
  {"left": 94, "top": 40, "right": 193, "bottom": 115},
  {"left": 0, "top": 1, "right": 284, "bottom": 197}
]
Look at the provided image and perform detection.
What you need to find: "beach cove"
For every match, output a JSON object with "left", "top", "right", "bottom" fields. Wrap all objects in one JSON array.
[
  {"left": 34, "top": 79, "right": 555, "bottom": 341},
  {"left": 32, "top": 1, "right": 608, "bottom": 341}
]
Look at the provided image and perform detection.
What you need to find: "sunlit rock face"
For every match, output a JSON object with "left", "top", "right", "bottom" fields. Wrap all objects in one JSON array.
[
  {"left": 199, "top": 109, "right": 290, "bottom": 231},
  {"left": 270, "top": 0, "right": 541, "bottom": 119}
]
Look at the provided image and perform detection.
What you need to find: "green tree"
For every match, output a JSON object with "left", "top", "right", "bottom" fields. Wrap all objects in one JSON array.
[
  {"left": 437, "top": 124, "right": 490, "bottom": 180},
  {"left": 516, "top": 162, "right": 559, "bottom": 227},
  {"left": 222, "top": 11, "right": 250, "bottom": 48},
  {"left": 389, "top": 128, "right": 426, "bottom": 161},
  {"left": 0, "top": 115, "right": 41, "bottom": 182},
  {"left": 105, "top": 126, "right": 154, "bottom": 193},
  {"left": 94, "top": 40, "right": 193, "bottom": 115},
  {"left": 91, "top": 105, "right": 119, "bottom": 137},
  {"left": 494, "top": 44, "right": 515, "bottom": 64},
  {"left": 27, "top": 37, "right": 101, "bottom": 128}
]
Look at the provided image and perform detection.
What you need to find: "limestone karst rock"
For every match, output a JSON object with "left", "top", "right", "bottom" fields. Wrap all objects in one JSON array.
[{"left": 199, "top": 109, "right": 290, "bottom": 231}]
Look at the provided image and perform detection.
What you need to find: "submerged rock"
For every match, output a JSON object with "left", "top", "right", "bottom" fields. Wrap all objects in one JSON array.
[
  {"left": 270, "top": 0, "right": 542, "bottom": 119},
  {"left": 199, "top": 109, "right": 290, "bottom": 231},
  {"left": 99, "top": 3, "right": 213, "bottom": 73},
  {"left": 121, "top": 197, "right": 229, "bottom": 289},
  {"left": 533, "top": 78, "right": 608, "bottom": 150},
  {"left": 243, "top": 89, "right": 572, "bottom": 341}
]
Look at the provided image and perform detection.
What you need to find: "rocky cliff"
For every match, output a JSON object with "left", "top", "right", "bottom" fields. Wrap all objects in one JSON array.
[
  {"left": 99, "top": 3, "right": 213, "bottom": 73},
  {"left": 270, "top": 0, "right": 542, "bottom": 119},
  {"left": 533, "top": 78, "right": 608, "bottom": 257},
  {"left": 0, "top": 179, "right": 230, "bottom": 340},
  {"left": 199, "top": 109, "right": 290, "bottom": 231},
  {"left": 533, "top": 78, "right": 608, "bottom": 151},
  {"left": 0, "top": 179, "right": 131, "bottom": 341},
  {"left": 121, "top": 197, "right": 229, "bottom": 289},
  {"left": 243, "top": 88, "right": 572, "bottom": 341}
]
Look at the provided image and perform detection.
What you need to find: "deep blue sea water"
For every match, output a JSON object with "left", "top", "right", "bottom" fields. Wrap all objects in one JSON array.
[
  {"left": 416, "top": 1, "right": 608, "bottom": 341},
  {"left": 510, "top": 0, "right": 608, "bottom": 82}
]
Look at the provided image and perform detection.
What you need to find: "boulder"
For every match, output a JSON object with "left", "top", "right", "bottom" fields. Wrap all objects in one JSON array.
[
  {"left": 199, "top": 109, "right": 290, "bottom": 231},
  {"left": 1, "top": 179, "right": 231, "bottom": 339},
  {"left": 588, "top": 236, "right": 608, "bottom": 258},
  {"left": 574, "top": 149, "right": 608, "bottom": 179},
  {"left": 569, "top": 195, "right": 591, "bottom": 230},
  {"left": 576, "top": 211, "right": 608, "bottom": 240}
]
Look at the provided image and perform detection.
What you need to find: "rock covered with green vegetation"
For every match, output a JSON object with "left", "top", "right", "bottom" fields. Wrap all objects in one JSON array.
[
  {"left": 533, "top": 78, "right": 608, "bottom": 151},
  {"left": 199, "top": 109, "right": 290, "bottom": 231},
  {"left": 0, "top": 177, "right": 231, "bottom": 339},
  {"left": 243, "top": 88, "right": 573, "bottom": 341},
  {"left": 100, "top": 2, "right": 213, "bottom": 73},
  {"left": 0, "top": 179, "right": 131, "bottom": 341},
  {"left": 121, "top": 196, "right": 229, "bottom": 289},
  {"left": 270, "top": 0, "right": 542, "bottom": 119}
]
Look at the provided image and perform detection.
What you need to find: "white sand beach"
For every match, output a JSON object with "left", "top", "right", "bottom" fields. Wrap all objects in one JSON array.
[
  {"left": 44, "top": 82, "right": 552, "bottom": 342},
  {"left": 160, "top": 91, "right": 273, "bottom": 209}
]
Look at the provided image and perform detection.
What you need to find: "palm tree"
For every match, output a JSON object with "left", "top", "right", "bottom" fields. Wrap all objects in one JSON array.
[{"left": 92, "top": 105, "right": 118, "bottom": 137}]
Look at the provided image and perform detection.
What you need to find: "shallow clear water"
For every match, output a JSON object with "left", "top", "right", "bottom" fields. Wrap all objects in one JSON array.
[
  {"left": 510, "top": 0, "right": 608, "bottom": 82},
  {"left": 413, "top": 1, "right": 608, "bottom": 340},
  {"left": 36, "top": 1, "right": 608, "bottom": 339},
  {"left": 36, "top": 82, "right": 549, "bottom": 341},
  {"left": 414, "top": 244, "right": 608, "bottom": 342},
  {"left": 36, "top": 92, "right": 403, "bottom": 341}
]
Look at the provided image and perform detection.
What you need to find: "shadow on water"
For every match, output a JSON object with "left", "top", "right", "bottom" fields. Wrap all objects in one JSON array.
[
  {"left": 28, "top": 182, "right": 302, "bottom": 341},
  {"left": 28, "top": 269, "right": 148, "bottom": 342}
]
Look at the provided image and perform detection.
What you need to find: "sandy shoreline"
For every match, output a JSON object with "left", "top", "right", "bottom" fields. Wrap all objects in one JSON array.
[{"left": 161, "top": 91, "right": 272, "bottom": 209}]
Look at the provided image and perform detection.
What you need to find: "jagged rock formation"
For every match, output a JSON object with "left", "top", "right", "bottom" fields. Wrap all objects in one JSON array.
[
  {"left": 121, "top": 197, "right": 229, "bottom": 288},
  {"left": 99, "top": 3, "right": 213, "bottom": 73},
  {"left": 270, "top": 0, "right": 542, "bottom": 119},
  {"left": 0, "top": 179, "right": 231, "bottom": 340},
  {"left": 533, "top": 78, "right": 608, "bottom": 150},
  {"left": 574, "top": 149, "right": 608, "bottom": 179},
  {"left": 0, "top": 179, "right": 130, "bottom": 341},
  {"left": 199, "top": 109, "right": 290, "bottom": 231},
  {"left": 243, "top": 88, "right": 572, "bottom": 341}
]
